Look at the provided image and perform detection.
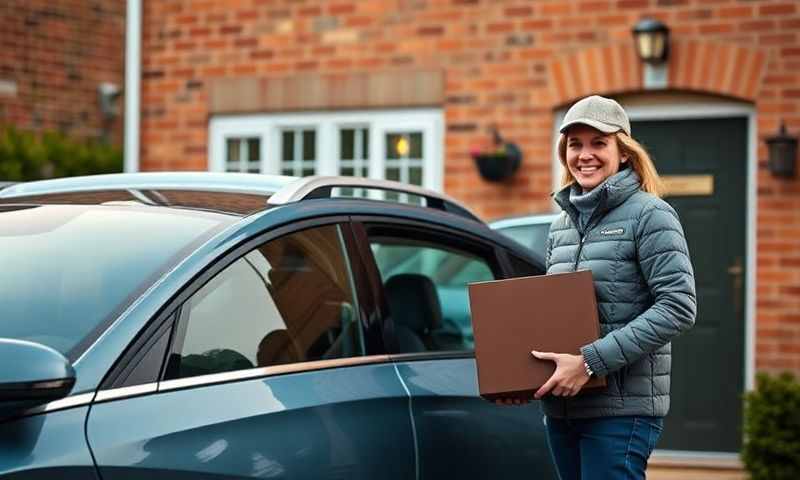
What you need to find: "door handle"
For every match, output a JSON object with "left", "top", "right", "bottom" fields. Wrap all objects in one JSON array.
[{"left": 727, "top": 256, "right": 743, "bottom": 316}]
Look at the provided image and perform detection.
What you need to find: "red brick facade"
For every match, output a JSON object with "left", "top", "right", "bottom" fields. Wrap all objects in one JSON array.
[
  {"left": 138, "top": 0, "right": 799, "bottom": 375},
  {"left": 0, "top": 0, "right": 126, "bottom": 143}
]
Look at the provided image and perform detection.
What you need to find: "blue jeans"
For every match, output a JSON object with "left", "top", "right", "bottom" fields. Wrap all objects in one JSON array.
[{"left": 544, "top": 416, "right": 664, "bottom": 480}]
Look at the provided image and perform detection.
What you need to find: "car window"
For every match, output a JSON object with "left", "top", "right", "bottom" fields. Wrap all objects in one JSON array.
[
  {"left": 369, "top": 237, "right": 498, "bottom": 353},
  {"left": 497, "top": 222, "right": 552, "bottom": 254},
  {"left": 165, "top": 224, "right": 364, "bottom": 380},
  {"left": 0, "top": 204, "right": 231, "bottom": 361},
  {"left": 496, "top": 225, "right": 536, "bottom": 249}
]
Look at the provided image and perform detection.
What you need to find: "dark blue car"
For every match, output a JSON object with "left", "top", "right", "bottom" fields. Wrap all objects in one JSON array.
[{"left": 0, "top": 173, "right": 555, "bottom": 479}]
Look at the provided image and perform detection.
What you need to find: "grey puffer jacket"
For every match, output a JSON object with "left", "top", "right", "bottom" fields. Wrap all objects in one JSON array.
[{"left": 544, "top": 168, "right": 696, "bottom": 419}]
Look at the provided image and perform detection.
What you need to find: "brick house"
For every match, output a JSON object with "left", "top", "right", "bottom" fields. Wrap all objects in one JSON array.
[
  {"left": 134, "top": 0, "right": 796, "bottom": 455},
  {"left": 0, "top": 1, "right": 126, "bottom": 143}
]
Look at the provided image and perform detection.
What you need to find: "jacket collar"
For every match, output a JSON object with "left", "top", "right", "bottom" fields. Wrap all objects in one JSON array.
[{"left": 553, "top": 167, "right": 641, "bottom": 231}]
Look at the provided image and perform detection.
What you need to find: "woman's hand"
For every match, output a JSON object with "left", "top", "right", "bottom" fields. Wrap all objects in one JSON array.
[{"left": 531, "top": 351, "right": 591, "bottom": 399}]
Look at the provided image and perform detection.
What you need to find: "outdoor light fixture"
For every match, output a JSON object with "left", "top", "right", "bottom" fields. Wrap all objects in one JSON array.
[
  {"left": 632, "top": 18, "right": 670, "bottom": 65},
  {"left": 766, "top": 122, "right": 798, "bottom": 179}
]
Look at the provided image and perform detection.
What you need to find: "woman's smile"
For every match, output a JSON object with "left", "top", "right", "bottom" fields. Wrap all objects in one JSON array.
[{"left": 565, "top": 124, "right": 625, "bottom": 191}]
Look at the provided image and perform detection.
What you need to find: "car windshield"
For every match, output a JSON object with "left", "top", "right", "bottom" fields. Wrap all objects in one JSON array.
[{"left": 0, "top": 204, "right": 232, "bottom": 361}]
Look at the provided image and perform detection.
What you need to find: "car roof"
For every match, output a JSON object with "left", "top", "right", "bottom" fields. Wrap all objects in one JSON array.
[
  {"left": 0, "top": 173, "right": 482, "bottom": 221},
  {"left": 488, "top": 212, "right": 560, "bottom": 230}
]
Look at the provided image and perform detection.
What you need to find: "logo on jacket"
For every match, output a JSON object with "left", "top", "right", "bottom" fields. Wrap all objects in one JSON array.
[{"left": 600, "top": 228, "right": 624, "bottom": 235}]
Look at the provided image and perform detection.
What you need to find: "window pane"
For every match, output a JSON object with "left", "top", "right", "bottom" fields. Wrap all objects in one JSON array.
[
  {"left": 386, "top": 167, "right": 400, "bottom": 182},
  {"left": 226, "top": 138, "right": 240, "bottom": 164},
  {"left": 361, "top": 128, "right": 369, "bottom": 158},
  {"left": 282, "top": 131, "right": 294, "bottom": 162},
  {"left": 409, "top": 132, "right": 423, "bottom": 158},
  {"left": 386, "top": 134, "right": 401, "bottom": 160},
  {"left": 247, "top": 138, "right": 260, "bottom": 162},
  {"left": 302, "top": 168, "right": 314, "bottom": 177},
  {"left": 369, "top": 238, "right": 496, "bottom": 353},
  {"left": 496, "top": 226, "right": 536, "bottom": 249},
  {"left": 281, "top": 167, "right": 293, "bottom": 176},
  {"left": 409, "top": 166, "right": 422, "bottom": 187},
  {"left": 302, "top": 130, "right": 315, "bottom": 161},
  {"left": 340, "top": 129, "right": 355, "bottom": 160},
  {"left": 168, "top": 225, "right": 364, "bottom": 380}
]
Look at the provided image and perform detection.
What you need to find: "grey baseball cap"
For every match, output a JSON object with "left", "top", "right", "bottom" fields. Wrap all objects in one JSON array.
[{"left": 559, "top": 95, "right": 631, "bottom": 136}]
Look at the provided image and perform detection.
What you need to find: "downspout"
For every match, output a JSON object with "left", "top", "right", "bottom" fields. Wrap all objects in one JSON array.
[{"left": 124, "top": 0, "right": 141, "bottom": 172}]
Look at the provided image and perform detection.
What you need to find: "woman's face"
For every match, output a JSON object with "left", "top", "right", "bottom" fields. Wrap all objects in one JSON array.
[{"left": 565, "top": 124, "right": 627, "bottom": 192}]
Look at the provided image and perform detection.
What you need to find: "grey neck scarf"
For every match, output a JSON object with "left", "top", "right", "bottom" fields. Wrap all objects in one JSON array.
[{"left": 568, "top": 168, "right": 631, "bottom": 231}]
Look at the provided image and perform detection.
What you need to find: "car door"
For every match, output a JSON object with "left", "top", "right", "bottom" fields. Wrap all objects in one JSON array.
[
  {"left": 354, "top": 219, "right": 557, "bottom": 480},
  {"left": 86, "top": 221, "right": 415, "bottom": 480}
]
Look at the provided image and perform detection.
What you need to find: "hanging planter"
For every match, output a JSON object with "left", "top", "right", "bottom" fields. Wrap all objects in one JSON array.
[{"left": 471, "top": 142, "right": 523, "bottom": 183}]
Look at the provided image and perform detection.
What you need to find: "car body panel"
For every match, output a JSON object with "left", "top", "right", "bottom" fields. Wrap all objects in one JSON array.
[
  {"left": 87, "top": 363, "right": 415, "bottom": 480},
  {"left": 0, "top": 407, "right": 98, "bottom": 479},
  {"left": 395, "top": 359, "right": 556, "bottom": 479}
]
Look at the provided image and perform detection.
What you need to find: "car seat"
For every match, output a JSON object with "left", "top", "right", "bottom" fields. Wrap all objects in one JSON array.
[{"left": 384, "top": 273, "right": 442, "bottom": 353}]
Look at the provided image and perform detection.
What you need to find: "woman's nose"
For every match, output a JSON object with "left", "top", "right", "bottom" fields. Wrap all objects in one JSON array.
[{"left": 578, "top": 150, "right": 594, "bottom": 160}]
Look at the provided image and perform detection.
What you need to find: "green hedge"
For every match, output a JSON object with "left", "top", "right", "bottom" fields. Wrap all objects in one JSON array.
[
  {"left": 0, "top": 125, "right": 122, "bottom": 181},
  {"left": 742, "top": 372, "right": 800, "bottom": 480}
]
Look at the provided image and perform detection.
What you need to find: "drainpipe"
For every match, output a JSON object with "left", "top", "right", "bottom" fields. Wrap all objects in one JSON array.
[{"left": 124, "top": 0, "right": 141, "bottom": 173}]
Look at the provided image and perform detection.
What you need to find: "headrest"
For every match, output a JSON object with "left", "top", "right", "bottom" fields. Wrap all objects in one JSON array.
[{"left": 384, "top": 274, "right": 442, "bottom": 333}]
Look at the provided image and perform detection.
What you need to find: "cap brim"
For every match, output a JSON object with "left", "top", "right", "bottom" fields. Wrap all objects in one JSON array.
[{"left": 559, "top": 118, "right": 622, "bottom": 135}]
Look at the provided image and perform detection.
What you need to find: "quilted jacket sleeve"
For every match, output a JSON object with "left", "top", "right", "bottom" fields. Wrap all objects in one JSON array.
[{"left": 581, "top": 202, "right": 697, "bottom": 377}]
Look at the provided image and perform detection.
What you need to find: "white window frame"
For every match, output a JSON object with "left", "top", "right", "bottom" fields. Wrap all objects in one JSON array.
[{"left": 209, "top": 109, "right": 444, "bottom": 191}]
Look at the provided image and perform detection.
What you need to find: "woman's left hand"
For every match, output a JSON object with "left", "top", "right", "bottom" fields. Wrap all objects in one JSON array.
[{"left": 531, "top": 351, "right": 591, "bottom": 399}]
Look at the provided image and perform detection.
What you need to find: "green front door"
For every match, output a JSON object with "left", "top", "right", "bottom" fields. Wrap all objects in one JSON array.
[{"left": 632, "top": 117, "right": 747, "bottom": 452}]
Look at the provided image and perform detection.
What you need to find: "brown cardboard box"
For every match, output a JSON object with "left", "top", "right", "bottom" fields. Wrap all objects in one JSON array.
[{"left": 468, "top": 270, "right": 605, "bottom": 400}]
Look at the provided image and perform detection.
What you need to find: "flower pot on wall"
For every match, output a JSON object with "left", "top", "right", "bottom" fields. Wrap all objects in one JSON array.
[{"left": 472, "top": 143, "right": 522, "bottom": 182}]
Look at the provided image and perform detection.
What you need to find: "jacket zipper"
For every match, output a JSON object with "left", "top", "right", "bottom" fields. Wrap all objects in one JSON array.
[{"left": 574, "top": 234, "right": 585, "bottom": 271}]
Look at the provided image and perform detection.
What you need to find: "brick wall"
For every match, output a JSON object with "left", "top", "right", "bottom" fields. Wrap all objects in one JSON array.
[
  {"left": 0, "top": 0, "right": 126, "bottom": 143},
  {"left": 140, "top": 0, "right": 800, "bottom": 375}
]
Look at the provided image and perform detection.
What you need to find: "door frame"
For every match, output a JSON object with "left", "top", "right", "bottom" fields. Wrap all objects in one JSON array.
[{"left": 551, "top": 99, "right": 756, "bottom": 456}]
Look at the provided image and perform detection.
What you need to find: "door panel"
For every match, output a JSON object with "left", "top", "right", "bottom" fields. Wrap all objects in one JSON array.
[
  {"left": 395, "top": 358, "right": 557, "bottom": 479},
  {"left": 633, "top": 117, "right": 747, "bottom": 452},
  {"left": 87, "top": 364, "right": 415, "bottom": 480}
]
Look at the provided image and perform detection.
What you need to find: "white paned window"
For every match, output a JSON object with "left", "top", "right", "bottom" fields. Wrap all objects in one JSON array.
[
  {"left": 338, "top": 126, "right": 369, "bottom": 197},
  {"left": 208, "top": 109, "right": 444, "bottom": 192},
  {"left": 280, "top": 128, "right": 316, "bottom": 176},
  {"left": 225, "top": 137, "right": 260, "bottom": 173}
]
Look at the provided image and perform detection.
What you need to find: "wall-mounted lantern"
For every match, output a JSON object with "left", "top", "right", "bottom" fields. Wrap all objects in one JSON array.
[
  {"left": 632, "top": 18, "right": 670, "bottom": 65},
  {"left": 98, "top": 82, "right": 122, "bottom": 120},
  {"left": 766, "top": 123, "right": 797, "bottom": 179}
]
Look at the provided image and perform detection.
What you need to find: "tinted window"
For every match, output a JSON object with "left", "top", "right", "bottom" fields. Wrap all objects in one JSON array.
[
  {"left": 496, "top": 225, "right": 535, "bottom": 249},
  {"left": 497, "top": 223, "right": 552, "bottom": 255},
  {"left": 370, "top": 237, "right": 497, "bottom": 352},
  {"left": 167, "top": 225, "right": 363, "bottom": 380},
  {"left": 0, "top": 205, "right": 229, "bottom": 360}
]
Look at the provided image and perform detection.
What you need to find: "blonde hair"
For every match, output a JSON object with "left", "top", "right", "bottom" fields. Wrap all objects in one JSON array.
[{"left": 557, "top": 131, "right": 664, "bottom": 197}]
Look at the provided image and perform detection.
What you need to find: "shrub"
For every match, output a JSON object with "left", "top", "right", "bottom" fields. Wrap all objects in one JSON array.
[
  {"left": 742, "top": 372, "right": 800, "bottom": 480},
  {"left": 0, "top": 125, "right": 122, "bottom": 181}
]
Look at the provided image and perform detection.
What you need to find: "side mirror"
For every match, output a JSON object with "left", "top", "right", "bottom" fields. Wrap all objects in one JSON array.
[{"left": 0, "top": 338, "right": 75, "bottom": 417}]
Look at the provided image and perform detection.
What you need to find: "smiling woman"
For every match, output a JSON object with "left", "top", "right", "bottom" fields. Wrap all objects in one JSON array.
[{"left": 534, "top": 95, "right": 696, "bottom": 480}]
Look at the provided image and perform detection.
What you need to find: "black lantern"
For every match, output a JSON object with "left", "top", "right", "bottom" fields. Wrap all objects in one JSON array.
[
  {"left": 766, "top": 123, "right": 798, "bottom": 178},
  {"left": 632, "top": 18, "right": 670, "bottom": 65}
]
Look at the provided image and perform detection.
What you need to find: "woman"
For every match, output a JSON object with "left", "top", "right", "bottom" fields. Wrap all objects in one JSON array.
[{"left": 532, "top": 95, "right": 696, "bottom": 480}]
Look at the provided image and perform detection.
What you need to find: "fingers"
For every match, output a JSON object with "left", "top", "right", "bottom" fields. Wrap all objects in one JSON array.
[
  {"left": 531, "top": 350, "right": 558, "bottom": 361},
  {"left": 535, "top": 376, "right": 557, "bottom": 399}
]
